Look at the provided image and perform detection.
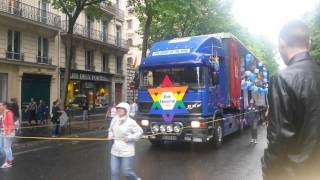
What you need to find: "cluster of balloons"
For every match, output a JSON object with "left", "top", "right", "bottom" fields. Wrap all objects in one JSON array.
[{"left": 241, "top": 57, "right": 269, "bottom": 94}]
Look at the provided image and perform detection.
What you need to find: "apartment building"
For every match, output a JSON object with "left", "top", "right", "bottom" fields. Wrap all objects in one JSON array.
[{"left": 0, "top": 0, "right": 128, "bottom": 119}]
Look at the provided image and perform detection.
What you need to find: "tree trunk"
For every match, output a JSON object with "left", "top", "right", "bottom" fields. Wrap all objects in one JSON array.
[
  {"left": 141, "top": 14, "right": 152, "bottom": 58},
  {"left": 61, "top": 34, "right": 75, "bottom": 108}
]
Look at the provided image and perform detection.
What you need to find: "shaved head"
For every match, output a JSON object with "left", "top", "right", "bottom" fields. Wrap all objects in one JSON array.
[{"left": 279, "top": 20, "right": 310, "bottom": 49}]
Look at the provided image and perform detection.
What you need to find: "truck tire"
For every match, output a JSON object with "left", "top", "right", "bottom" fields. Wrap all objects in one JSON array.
[
  {"left": 149, "top": 139, "right": 164, "bottom": 147},
  {"left": 239, "top": 117, "right": 244, "bottom": 133},
  {"left": 212, "top": 123, "right": 223, "bottom": 148}
]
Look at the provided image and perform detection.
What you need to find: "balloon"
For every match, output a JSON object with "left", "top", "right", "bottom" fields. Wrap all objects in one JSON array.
[
  {"left": 245, "top": 71, "right": 251, "bottom": 76},
  {"left": 246, "top": 81, "right": 252, "bottom": 87},
  {"left": 254, "top": 68, "right": 259, "bottom": 74},
  {"left": 241, "top": 80, "right": 247, "bottom": 90},
  {"left": 258, "top": 62, "right": 263, "bottom": 67},
  {"left": 249, "top": 73, "right": 256, "bottom": 80},
  {"left": 246, "top": 54, "right": 252, "bottom": 62},
  {"left": 263, "top": 71, "right": 268, "bottom": 77}
]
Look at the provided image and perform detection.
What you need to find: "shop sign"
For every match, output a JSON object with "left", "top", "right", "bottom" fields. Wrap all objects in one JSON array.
[{"left": 70, "top": 72, "right": 111, "bottom": 82}]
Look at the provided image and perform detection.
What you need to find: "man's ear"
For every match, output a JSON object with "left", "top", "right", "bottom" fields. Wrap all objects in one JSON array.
[{"left": 279, "top": 38, "right": 286, "bottom": 48}]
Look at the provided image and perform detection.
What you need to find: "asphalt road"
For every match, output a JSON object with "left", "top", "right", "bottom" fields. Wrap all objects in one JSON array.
[{"left": 0, "top": 125, "right": 267, "bottom": 180}]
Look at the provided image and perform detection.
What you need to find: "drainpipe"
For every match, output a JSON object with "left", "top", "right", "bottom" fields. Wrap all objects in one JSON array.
[{"left": 57, "top": 30, "right": 61, "bottom": 100}]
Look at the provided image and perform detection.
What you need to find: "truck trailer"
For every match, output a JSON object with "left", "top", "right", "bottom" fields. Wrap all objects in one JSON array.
[{"left": 135, "top": 33, "right": 269, "bottom": 147}]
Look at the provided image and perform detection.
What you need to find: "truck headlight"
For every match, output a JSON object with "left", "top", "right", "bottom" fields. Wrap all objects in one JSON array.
[
  {"left": 166, "top": 125, "right": 173, "bottom": 133},
  {"left": 141, "top": 120, "right": 149, "bottom": 126},
  {"left": 160, "top": 125, "right": 166, "bottom": 133},
  {"left": 174, "top": 125, "right": 182, "bottom": 133},
  {"left": 191, "top": 121, "right": 200, "bottom": 128},
  {"left": 151, "top": 124, "right": 159, "bottom": 133}
]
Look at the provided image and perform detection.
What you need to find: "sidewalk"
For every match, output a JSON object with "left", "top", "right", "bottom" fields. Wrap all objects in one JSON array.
[{"left": 15, "top": 113, "right": 107, "bottom": 146}]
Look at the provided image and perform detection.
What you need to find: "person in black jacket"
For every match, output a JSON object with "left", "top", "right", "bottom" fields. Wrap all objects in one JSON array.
[
  {"left": 261, "top": 20, "right": 320, "bottom": 180},
  {"left": 51, "top": 99, "right": 62, "bottom": 137}
]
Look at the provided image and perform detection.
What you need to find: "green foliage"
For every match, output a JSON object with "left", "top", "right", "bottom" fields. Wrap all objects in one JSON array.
[
  {"left": 307, "top": 3, "right": 320, "bottom": 63},
  {"left": 51, "top": 0, "right": 105, "bottom": 21},
  {"left": 129, "top": 0, "right": 278, "bottom": 74}
]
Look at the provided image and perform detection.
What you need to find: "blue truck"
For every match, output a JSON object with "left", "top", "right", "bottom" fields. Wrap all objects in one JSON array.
[{"left": 134, "top": 33, "right": 269, "bottom": 146}]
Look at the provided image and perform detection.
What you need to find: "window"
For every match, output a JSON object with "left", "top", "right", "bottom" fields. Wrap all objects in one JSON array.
[
  {"left": 85, "top": 50, "right": 94, "bottom": 70},
  {"left": 116, "top": 26, "right": 121, "bottom": 46},
  {"left": 102, "top": 53, "right": 109, "bottom": 72},
  {"left": 38, "top": 36, "right": 49, "bottom": 63},
  {"left": 7, "top": 30, "right": 21, "bottom": 60},
  {"left": 102, "top": 20, "right": 108, "bottom": 42},
  {"left": 127, "top": 20, "right": 132, "bottom": 29},
  {"left": 0, "top": 74, "right": 8, "bottom": 101},
  {"left": 140, "top": 67, "right": 204, "bottom": 88},
  {"left": 86, "top": 16, "right": 93, "bottom": 38},
  {"left": 127, "top": 57, "right": 133, "bottom": 65},
  {"left": 128, "top": 38, "right": 133, "bottom": 46},
  {"left": 116, "top": 56, "right": 122, "bottom": 74},
  {"left": 38, "top": 0, "right": 48, "bottom": 23}
]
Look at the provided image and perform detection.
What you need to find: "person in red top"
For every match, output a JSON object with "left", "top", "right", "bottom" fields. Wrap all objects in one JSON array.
[{"left": 0, "top": 101, "right": 15, "bottom": 168}]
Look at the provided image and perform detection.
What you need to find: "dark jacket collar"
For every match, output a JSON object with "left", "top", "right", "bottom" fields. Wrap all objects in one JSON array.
[{"left": 288, "top": 52, "right": 311, "bottom": 66}]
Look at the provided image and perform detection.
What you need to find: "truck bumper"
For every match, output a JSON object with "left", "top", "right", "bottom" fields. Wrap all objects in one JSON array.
[{"left": 145, "top": 129, "right": 212, "bottom": 143}]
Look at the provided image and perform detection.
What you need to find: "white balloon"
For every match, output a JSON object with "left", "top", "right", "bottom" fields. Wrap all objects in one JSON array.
[
  {"left": 245, "top": 71, "right": 251, "bottom": 76},
  {"left": 254, "top": 68, "right": 259, "bottom": 73}
]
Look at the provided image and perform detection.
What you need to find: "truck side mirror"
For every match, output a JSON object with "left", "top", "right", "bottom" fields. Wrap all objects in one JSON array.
[{"left": 212, "top": 72, "right": 220, "bottom": 85}]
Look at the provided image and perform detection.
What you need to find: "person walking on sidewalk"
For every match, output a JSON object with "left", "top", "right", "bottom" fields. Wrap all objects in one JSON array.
[
  {"left": 108, "top": 102, "right": 143, "bottom": 180},
  {"left": 246, "top": 98, "right": 259, "bottom": 144},
  {"left": 51, "top": 99, "right": 62, "bottom": 137},
  {"left": 106, "top": 102, "right": 117, "bottom": 129},
  {"left": 37, "top": 99, "right": 46, "bottom": 125},
  {"left": 82, "top": 99, "right": 89, "bottom": 121},
  {"left": 7, "top": 98, "right": 20, "bottom": 131},
  {"left": 0, "top": 101, "right": 15, "bottom": 168},
  {"left": 26, "top": 98, "right": 37, "bottom": 125}
]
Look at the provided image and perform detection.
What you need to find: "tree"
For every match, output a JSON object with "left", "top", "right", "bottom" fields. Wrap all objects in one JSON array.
[
  {"left": 128, "top": 0, "right": 164, "bottom": 58},
  {"left": 306, "top": 3, "right": 320, "bottom": 63},
  {"left": 51, "top": 0, "right": 105, "bottom": 107},
  {"left": 130, "top": 0, "right": 278, "bottom": 74}
]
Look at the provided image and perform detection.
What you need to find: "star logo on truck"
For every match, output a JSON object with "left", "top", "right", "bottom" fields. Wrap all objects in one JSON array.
[{"left": 148, "top": 75, "right": 189, "bottom": 123}]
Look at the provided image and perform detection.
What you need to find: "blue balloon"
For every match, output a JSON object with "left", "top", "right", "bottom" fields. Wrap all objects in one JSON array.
[
  {"left": 246, "top": 54, "right": 252, "bottom": 62},
  {"left": 263, "top": 71, "right": 268, "bottom": 77},
  {"left": 248, "top": 73, "right": 256, "bottom": 80}
]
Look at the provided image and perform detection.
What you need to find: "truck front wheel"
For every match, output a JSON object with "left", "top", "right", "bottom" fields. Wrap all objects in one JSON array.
[{"left": 212, "top": 123, "right": 223, "bottom": 148}]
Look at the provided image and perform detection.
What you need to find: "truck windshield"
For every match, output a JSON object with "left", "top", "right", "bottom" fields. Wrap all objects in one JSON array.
[{"left": 140, "top": 67, "right": 204, "bottom": 88}]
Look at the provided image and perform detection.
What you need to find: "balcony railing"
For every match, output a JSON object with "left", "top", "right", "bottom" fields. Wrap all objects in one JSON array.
[
  {"left": 61, "top": 21, "right": 128, "bottom": 49},
  {"left": 0, "top": 0, "right": 61, "bottom": 28},
  {"left": 100, "top": 1, "right": 116, "bottom": 15},
  {"left": 115, "top": 7, "right": 124, "bottom": 21},
  {"left": 99, "top": 2, "right": 124, "bottom": 21},
  {"left": 37, "top": 56, "right": 52, "bottom": 65},
  {"left": 6, "top": 51, "right": 24, "bottom": 61}
]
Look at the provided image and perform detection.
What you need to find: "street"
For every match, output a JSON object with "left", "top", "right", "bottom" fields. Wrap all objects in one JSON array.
[{"left": 0, "top": 125, "right": 267, "bottom": 180}]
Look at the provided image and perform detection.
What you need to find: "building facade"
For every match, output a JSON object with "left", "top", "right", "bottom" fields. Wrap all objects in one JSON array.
[{"left": 0, "top": 0, "right": 128, "bottom": 119}]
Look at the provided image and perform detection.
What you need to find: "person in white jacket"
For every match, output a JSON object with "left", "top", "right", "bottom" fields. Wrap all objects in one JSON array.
[{"left": 108, "top": 102, "right": 143, "bottom": 180}]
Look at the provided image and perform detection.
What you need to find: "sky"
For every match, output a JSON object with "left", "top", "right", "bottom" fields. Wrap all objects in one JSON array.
[{"left": 232, "top": 0, "right": 320, "bottom": 69}]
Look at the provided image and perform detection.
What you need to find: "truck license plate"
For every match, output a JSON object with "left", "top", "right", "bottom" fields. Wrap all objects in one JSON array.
[{"left": 162, "top": 135, "right": 177, "bottom": 141}]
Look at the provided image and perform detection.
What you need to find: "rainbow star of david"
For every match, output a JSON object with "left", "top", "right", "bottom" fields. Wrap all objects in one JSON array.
[{"left": 148, "top": 75, "right": 189, "bottom": 123}]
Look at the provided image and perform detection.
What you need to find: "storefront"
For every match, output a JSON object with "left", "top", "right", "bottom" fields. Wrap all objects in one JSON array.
[{"left": 63, "top": 70, "right": 113, "bottom": 108}]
